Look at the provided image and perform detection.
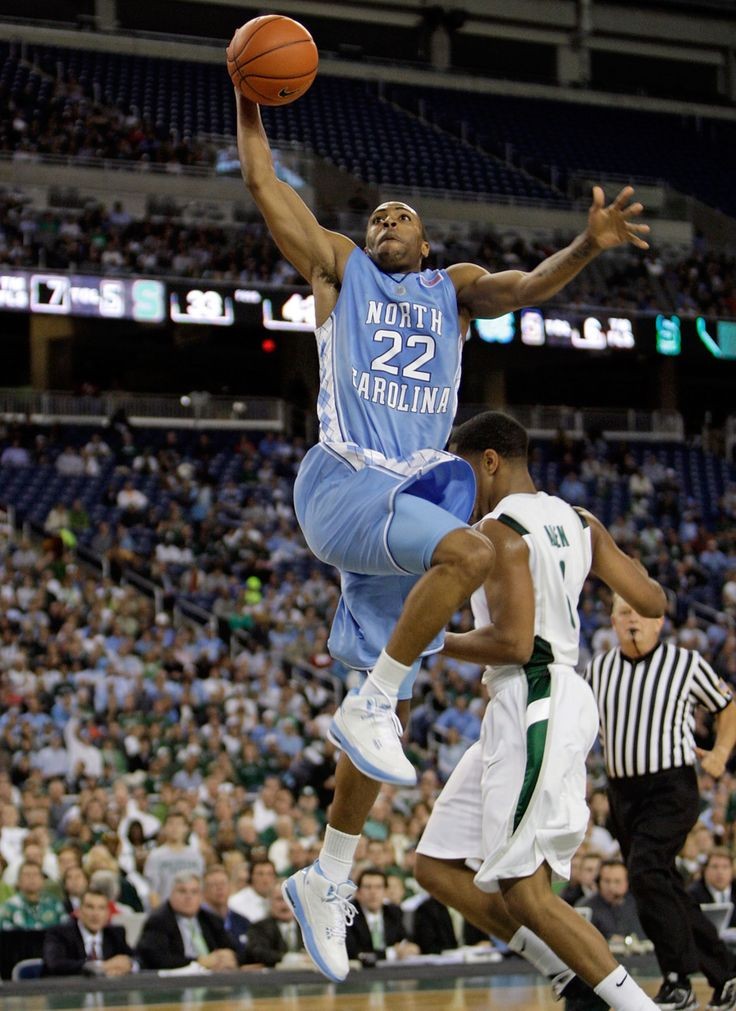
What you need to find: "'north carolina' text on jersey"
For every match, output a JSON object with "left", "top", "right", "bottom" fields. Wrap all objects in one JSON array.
[{"left": 316, "top": 247, "right": 463, "bottom": 460}]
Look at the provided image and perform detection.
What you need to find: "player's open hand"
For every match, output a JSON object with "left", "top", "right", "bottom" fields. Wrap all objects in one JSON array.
[{"left": 587, "top": 185, "right": 650, "bottom": 251}]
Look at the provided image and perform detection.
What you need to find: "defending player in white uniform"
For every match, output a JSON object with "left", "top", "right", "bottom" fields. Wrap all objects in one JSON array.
[
  {"left": 421, "top": 490, "right": 599, "bottom": 887},
  {"left": 415, "top": 411, "right": 668, "bottom": 1011}
]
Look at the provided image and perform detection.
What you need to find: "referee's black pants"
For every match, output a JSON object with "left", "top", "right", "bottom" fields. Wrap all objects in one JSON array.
[{"left": 608, "top": 765, "right": 734, "bottom": 986}]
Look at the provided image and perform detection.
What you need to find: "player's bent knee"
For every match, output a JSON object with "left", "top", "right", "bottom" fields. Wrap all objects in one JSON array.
[
  {"left": 502, "top": 888, "right": 547, "bottom": 932},
  {"left": 432, "top": 528, "right": 494, "bottom": 584}
]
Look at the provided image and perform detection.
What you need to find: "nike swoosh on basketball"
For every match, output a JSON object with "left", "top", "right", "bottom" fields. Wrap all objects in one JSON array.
[
  {"left": 278, "top": 87, "right": 299, "bottom": 97},
  {"left": 615, "top": 974, "right": 628, "bottom": 987}
]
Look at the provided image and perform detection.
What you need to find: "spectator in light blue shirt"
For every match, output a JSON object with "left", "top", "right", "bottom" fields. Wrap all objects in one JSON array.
[
  {"left": 558, "top": 470, "right": 588, "bottom": 506},
  {"left": 274, "top": 719, "right": 304, "bottom": 759},
  {"left": 700, "top": 537, "right": 730, "bottom": 577},
  {"left": 172, "top": 753, "right": 203, "bottom": 792},
  {"left": 434, "top": 696, "right": 481, "bottom": 743}
]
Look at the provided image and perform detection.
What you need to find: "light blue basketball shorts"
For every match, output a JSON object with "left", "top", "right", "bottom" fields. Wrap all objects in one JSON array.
[{"left": 293, "top": 442, "right": 476, "bottom": 677}]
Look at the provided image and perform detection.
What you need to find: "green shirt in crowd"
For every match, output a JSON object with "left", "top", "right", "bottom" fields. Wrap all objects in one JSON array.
[{"left": 0, "top": 893, "right": 67, "bottom": 931}]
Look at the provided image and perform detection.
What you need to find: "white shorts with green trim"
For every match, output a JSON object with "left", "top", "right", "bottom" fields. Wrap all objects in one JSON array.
[{"left": 417, "top": 667, "right": 599, "bottom": 892}]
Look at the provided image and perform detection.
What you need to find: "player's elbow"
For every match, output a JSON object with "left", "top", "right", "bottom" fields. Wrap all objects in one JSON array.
[
  {"left": 239, "top": 153, "right": 275, "bottom": 194},
  {"left": 637, "top": 584, "right": 668, "bottom": 619},
  {"left": 243, "top": 169, "right": 267, "bottom": 195}
]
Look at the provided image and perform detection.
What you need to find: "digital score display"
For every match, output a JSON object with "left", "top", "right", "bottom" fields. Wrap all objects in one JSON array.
[
  {"left": 0, "top": 269, "right": 733, "bottom": 364},
  {"left": 473, "top": 308, "right": 637, "bottom": 352},
  {"left": 0, "top": 270, "right": 315, "bottom": 332}
]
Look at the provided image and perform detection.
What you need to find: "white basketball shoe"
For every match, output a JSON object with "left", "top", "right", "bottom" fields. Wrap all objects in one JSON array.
[
  {"left": 328, "top": 687, "right": 417, "bottom": 786},
  {"left": 282, "top": 861, "right": 357, "bottom": 982}
]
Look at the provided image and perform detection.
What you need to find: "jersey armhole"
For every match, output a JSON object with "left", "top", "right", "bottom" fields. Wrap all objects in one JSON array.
[
  {"left": 497, "top": 513, "right": 529, "bottom": 537},
  {"left": 572, "top": 507, "right": 589, "bottom": 528}
]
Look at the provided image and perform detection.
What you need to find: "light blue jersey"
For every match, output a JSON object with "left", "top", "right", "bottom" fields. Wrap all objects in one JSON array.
[
  {"left": 317, "top": 247, "right": 463, "bottom": 459},
  {"left": 294, "top": 247, "right": 475, "bottom": 671}
]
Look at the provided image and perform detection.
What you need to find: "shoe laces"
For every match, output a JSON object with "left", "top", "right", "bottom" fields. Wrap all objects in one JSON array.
[
  {"left": 323, "top": 884, "right": 356, "bottom": 941},
  {"left": 361, "top": 688, "right": 403, "bottom": 742}
]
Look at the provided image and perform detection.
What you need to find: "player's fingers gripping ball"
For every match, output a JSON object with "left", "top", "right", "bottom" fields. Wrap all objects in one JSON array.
[{"left": 227, "top": 14, "right": 318, "bottom": 106}]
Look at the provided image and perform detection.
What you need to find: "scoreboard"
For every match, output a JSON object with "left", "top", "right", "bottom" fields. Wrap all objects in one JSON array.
[
  {"left": 0, "top": 270, "right": 316, "bottom": 331},
  {"left": 1, "top": 268, "right": 734, "bottom": 362}
]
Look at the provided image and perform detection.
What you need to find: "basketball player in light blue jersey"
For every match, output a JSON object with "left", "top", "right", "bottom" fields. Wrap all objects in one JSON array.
[{"left": 234, "top": 89, "right": 651, "bottom": 983}]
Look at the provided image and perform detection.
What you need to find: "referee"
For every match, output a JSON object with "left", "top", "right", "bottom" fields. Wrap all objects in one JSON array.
[{"left": 585, "top": 595, "right": 736, "bottom": 1011}]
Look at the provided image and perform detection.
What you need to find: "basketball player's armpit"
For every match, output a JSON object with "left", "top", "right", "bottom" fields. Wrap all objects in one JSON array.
[{"left": 317, "top": 265, "right": 341, "bottom": 289}]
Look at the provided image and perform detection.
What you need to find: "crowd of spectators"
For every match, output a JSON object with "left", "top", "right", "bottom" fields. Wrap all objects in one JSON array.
[
  {"left": 0, "top": 189, "right": 297, "bottom": 283},
  {"left": 4, "top": 70, "right": 215, "bottom": 169},
  {"left": 1, "top": 187, "right": 734, "bottom": 316},
  {"left": 0, "top": 420, "right": 735, "bottom": 979}
]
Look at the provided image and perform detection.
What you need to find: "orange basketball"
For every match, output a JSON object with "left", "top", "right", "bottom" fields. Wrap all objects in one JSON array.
[{"left": 227, "top": 15, "right": 318, "bottom": 106}]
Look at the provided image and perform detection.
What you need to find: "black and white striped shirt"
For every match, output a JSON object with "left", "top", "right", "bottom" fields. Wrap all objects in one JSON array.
[{"left": 584, "top": 642, "right": 732, "bottom": 779}]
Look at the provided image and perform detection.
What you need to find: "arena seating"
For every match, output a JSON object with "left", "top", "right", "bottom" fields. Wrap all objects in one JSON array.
[
  {"left": 0, "top": 42, "right": 565, "bottom": 202},
  {"left": 4, "top": 41, "right": 736, "bottom": 216},
  {"left": 385, "top": 85, "right": 736, "bottom": 218}
]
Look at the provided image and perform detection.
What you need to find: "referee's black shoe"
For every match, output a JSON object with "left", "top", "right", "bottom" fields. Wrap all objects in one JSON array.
[
  {"left": 654, "top": 974, "right": 699, "bottom": 1011},
  {"left": 707, "top": 977, "right": 736, "bottom": 1011}
]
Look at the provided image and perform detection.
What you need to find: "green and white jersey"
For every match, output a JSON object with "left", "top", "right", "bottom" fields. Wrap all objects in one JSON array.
[{"left": 471, "top": 491, "right": 592, "bottom": 686}]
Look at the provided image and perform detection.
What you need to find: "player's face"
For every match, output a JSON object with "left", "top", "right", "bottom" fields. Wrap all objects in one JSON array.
[{"left": 365, "top": 203, "right": 429, "bottom": 273}]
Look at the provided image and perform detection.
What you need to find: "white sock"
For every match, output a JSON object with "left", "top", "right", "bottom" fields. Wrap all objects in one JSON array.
[
  {"left": 318, "top": 826, "right": 360, "bottom": 884},
  {"left": 595, "top": 966, "right": 657, "bottom": 1011},
  {"left": 359, "top": 649, "right": 411, "bottom": 704},
  {"left": 508, "top": 925, "right": 568, "bottom": 978}
]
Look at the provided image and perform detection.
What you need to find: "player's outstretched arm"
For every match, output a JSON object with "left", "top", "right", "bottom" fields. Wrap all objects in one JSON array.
[
  {"left": 442, "top": 519, "right": 534, "bottom": 666},
  {"left": 583, "top": 508, "right": 667, "bottom": 617},
  {"left": 235, "top": 91, "right": 354, "bottom": 286},
  {"left": 450, "top": 185, "right": 650, "bottom": 319}
]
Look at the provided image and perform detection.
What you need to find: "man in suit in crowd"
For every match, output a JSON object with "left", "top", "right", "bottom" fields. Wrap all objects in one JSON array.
[
  {"left": 201, "top": 864, "right": 251, "bottom": 958},
  {"left": 688, "top": 850, "right": 736, "bottom": 927},
  {"left": 577, "top": 860, "right": 645, "bottom": 941},
  {"left": 345, "top": 868, "right": 420, "bottom": 962},
  {"left": 242, "top": 882, "right": 304, "bottom": 967},
  {"left": 42, "top": 887, "right": 135, "bottom": 976},
  {"left": 136, "top": 871, "right": 239, "bottom": 971},
  {"left": 411, "top": 895, "right": 489, "bottom": 954}
]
